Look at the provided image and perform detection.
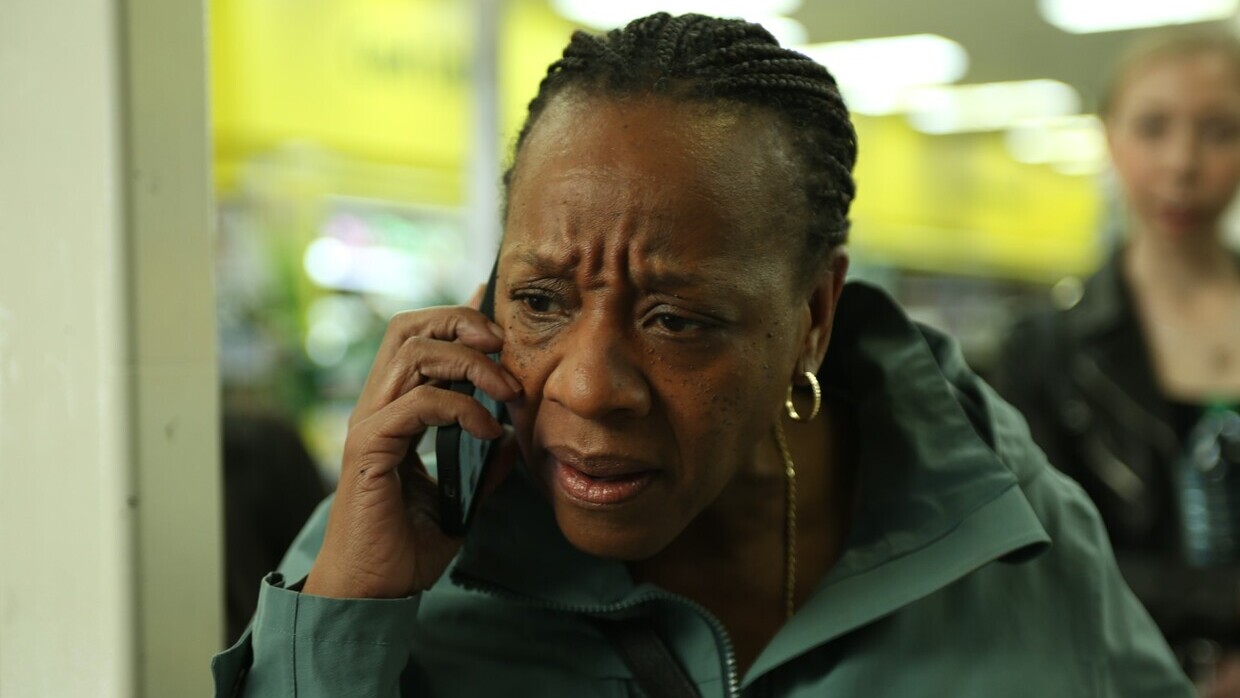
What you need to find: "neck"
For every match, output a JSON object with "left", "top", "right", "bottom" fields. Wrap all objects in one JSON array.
[
  {"left": 627, "top": 406, "right": 854, "bottom": 675},
  {"left": 1126, "top": 220, "right": 1234, "bottom": 293},
  {"left": 629, "top": 430, "right": 788, "bottom": 592}
]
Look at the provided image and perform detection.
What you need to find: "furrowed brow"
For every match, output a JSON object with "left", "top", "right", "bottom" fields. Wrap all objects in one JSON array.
[
  {"left": 632, "top": 267, "right": 712, "bottom": 291},
  {"left": 505, "top": 246, "right": 576, "bottom": 278}
]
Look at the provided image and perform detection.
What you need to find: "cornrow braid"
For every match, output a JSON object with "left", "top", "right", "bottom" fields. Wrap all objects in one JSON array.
[{"left": 503, "top": 12, "right": 858, "bottom": 275}]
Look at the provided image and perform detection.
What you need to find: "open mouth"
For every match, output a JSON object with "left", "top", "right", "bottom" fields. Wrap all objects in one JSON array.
[{"left": 553, "top": 461, "right": 658, "bottom": 506}]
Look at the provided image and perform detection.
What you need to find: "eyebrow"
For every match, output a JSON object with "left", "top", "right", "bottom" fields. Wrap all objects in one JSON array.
[
  {"left": 506, "top": 245, "right": 742, "bottom": 299},
  {"left": 506, "top": 247, "right": 575, "bottom": 277},
  {"left": 632, "top": 267, "right": 715, "bottom": 291}
]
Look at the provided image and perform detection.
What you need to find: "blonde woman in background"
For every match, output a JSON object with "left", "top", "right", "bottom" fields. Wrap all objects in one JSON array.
[{"left": 999, "top": 30, "right": 1240, "bottom": 697}]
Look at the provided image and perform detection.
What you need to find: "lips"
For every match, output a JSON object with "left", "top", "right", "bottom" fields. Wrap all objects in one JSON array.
[
  {"left": 1158, "top": 204, "right": 1204, "bottom": 233},
  {"left": 546, "top": 446, "right": 659, "bottom": 506}
]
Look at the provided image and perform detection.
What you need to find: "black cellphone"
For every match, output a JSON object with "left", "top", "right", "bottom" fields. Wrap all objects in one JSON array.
[{"left": 435, "top": 262, "right": 505, "bottom": 536}]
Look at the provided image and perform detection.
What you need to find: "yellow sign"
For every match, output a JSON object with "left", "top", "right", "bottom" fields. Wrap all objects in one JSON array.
[
  {"left": 851, "top": 116, "right": 1102, "bottom": 280},
  {"left": 210, "top": 1, "right": 1100, "bottom": 280},
  {"left": 213, "top": 0, "right": 477, "bottom": 164}
]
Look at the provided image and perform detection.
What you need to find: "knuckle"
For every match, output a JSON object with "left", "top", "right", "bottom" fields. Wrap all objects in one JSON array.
[
  {"left": 342, "top": 426, "right": 373, "bottom": 465},
  {"left": 464, "top": 356, "right": 490, "bottom": 384},
  {"left": 383, "top": 310, "right": 416, "bottom": 340},
  {"left": 398, "top": 334, "right": 432, "bottom": 357},
  {"left": 406, "top": 383, "right": 438, "bottom": 404}
]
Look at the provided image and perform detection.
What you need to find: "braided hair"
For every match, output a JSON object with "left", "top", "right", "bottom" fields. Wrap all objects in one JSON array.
[{"left": 502, "top": 12, "right": 858, "bottom": 277}]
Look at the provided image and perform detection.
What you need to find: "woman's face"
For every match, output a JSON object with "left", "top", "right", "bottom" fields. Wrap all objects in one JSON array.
[
  {"left": 1107, "top": 50, "right": 1240, "bottom": 239},
  {"left": 496, "top": 94, "right": 827, "bottom": 560}
]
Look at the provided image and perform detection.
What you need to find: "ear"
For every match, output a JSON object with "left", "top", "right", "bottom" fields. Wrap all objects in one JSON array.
[{"left": 796, "top": 249, "right": 849, "bottom": 381}]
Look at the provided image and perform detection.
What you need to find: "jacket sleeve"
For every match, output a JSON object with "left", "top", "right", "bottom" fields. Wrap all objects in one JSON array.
[
  {"left": 211, "top": 496, "right": 421, "bottom": 698},
  {"left": 1093, "top": 531, "right": 1197, "bottom": 696},
  {"left": 212, "top": 574, "right": 421, "bottom": 698},
  {"left": 1034, "top": 470, "right": 1196, "bottom": 697}
]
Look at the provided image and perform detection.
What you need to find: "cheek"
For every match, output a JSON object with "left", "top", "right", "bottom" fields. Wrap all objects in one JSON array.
[
  {"left": 674, "top": 330, "right": 790, "bottom": 487},
  {"left": 1111, "top": 141, "right": 1152, "bottom": 190},
  {"left": 1204, "top": 153, "right": 1240, "bottom": 199},
  {"left": 498, "top": 337, "right": 548, "bottom": 455}
]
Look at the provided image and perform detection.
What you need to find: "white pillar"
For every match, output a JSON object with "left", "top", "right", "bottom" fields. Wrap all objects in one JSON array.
[
  {"left": 0, "top": 0, "right": 221, "bottom": 695},
  {"left": 463, "top": 0, "right": 505, "bottom": 296}
]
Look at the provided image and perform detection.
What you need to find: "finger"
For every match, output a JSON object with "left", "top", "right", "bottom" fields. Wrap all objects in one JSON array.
[
  {"left": 362, "top": 338, "right": 521, "bottom": 421},
  {"left": 388, "top": 337, "right": 521, "bottom": 399},
  {"left": 345, "top": 385, "right": 506, "bottom": 482},
  {"left": 354, "top": 306, "right": 506, "bottom": 427},
  {"left": 373, "top": 306, "right": 504, "bottom": 378}
]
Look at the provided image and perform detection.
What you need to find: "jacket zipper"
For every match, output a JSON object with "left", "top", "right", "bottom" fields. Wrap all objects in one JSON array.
[{"left": 452, "top": 571, "right": 741, "bottom": 697}]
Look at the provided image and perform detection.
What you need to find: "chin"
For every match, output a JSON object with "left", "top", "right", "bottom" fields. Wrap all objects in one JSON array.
[{"left": 553, "top": 505, "right": 680, "bottom": 561}]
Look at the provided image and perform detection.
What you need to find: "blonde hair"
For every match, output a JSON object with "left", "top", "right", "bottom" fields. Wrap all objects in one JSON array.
[{"left": 1099, "top": 28, "right": 1240, "bottom": 118}]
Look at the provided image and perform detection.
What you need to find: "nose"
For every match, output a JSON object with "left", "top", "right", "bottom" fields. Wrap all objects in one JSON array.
[
  {"left": 1164, "top": 128, "right": 1202, "bottom": 188},
  {"left": 543, "top": 314, "right": 652, "bottom": 420}
]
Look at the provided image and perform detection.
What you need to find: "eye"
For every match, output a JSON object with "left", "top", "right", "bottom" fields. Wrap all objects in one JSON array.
[
  {"left": 1202, "top": 119, "right": 1240, "bottom": 144},
  {"left": 654, "top": 313, "right": 700, "bottom": 333},
  {"left": 519, "top": 292, "right": 555, "bottom": 313},
  {"left": 1133, "top": 114, "right": 1166, "bottom": 140}
]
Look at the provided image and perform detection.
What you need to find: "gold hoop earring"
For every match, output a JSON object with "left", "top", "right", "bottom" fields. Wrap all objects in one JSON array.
[{"left": 784, "top": 371, "right": 821, "bottom": 422}]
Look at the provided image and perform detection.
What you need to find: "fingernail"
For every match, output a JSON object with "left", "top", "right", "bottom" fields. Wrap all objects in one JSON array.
[
  {"left": 488, "top": 321, "right": 504, "bottom": 339},
  {"left": 504, "top": 372, "right": 522, "bottom": 395}
]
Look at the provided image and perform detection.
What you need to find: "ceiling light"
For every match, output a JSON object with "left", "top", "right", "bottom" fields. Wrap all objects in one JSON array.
[
  {"left": 1052, "top": 159, "right": 1108, "bottom": 176},
  {"left": 550, "top": 0, "right": 802, "bottom": 31},
  {"left": 1006, "top": 115, "right": 1107, "bottom": 175},
  {"left": 1039, "top": 0, "right": 1239, "bottom": 34},
  {"left": 796, "top": 35, "right": 968, "bottom": 116},
  {"left": 906, "top": 80, "right": 1081, "bottom": 134},
  {"left": 1006, "top": 115, "right": 1105, "bottom": 164}
]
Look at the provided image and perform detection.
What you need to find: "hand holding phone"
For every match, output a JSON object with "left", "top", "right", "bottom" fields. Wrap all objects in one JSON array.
[
  {"left": 436, "top": 267, "right": 506, "bottom": 536},
  {"left": 302, "top": 275, "right": 520, "bottom": 599},
  {"left": 435, "top": 373, "right": 503, "bottom": 536}
]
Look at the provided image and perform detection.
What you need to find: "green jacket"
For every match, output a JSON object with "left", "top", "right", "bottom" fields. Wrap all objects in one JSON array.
[{"left": 212, "top": 283, "right": 1193, "bottom": 697}]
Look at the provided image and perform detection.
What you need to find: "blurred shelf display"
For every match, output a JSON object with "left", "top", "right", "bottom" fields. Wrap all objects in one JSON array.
[{"left": 849, "top": 259, "right": 1058, "bottom": 381}]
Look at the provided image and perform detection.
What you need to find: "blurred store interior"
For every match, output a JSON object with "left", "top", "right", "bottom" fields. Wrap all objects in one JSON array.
[{"left": 210, "top": 0, "right": 1240, "bottom": 481}]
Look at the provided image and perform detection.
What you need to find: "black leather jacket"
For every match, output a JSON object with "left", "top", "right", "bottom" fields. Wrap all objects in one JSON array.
[{"left": 996, "top": 251, "right": 1240, "bottom": 648}]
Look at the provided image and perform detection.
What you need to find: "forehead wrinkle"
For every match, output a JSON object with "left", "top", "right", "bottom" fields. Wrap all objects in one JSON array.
[
  {"left": 631, "top": 252, "right": 774, "bottom": 305},
  {"left": 522, "top": 168, "right": 698, "bottom": 287},
  {"left": 507, "top": 243, "right": 577, "bottom": 277},
  {"left": 503, "top": 95, "right": 806, "bottom": 303}
]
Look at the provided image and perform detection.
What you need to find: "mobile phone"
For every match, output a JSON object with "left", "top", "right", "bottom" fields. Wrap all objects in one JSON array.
[{"left": 435, "top": 262, "right": 504, "bottom": 536}]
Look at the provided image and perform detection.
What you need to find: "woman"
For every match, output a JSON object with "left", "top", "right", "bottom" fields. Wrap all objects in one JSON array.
[
  {"left": 214, "top": 14, "right": 1190, "bottom": 696},
  {"left": 997, "top": 30, "right": 1240, "bottom": 693}
]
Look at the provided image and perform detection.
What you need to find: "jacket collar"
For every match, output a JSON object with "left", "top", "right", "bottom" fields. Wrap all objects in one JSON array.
[
  {"left": 743, "top": 283, "right": 1049, "bottom": 683},
  {"left": 451, "top": 281, "right": 1050, "bottom": 682}
]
